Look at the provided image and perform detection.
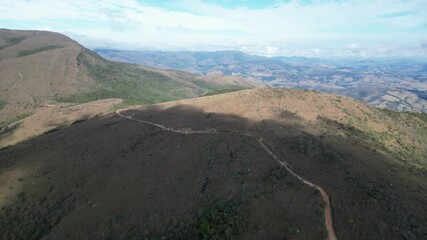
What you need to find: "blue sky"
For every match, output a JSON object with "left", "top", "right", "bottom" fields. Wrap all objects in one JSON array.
[{"left": 1, "top": 0, "right": 427, "bottom": 57}]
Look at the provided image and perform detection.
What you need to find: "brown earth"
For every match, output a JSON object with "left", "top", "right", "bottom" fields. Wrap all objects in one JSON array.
[
  {"left": 0, "top": 29, "right": 90, "bottom": 120},
  {"left": 0, "top": 88, "right": 426, "bottom": 240},
  {"left": 0, "top": 98, "right": 122, "bottom": 147}
]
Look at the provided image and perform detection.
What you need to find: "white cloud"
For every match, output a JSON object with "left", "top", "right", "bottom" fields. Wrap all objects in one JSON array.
[{"left": 1, "top": 0, "right": 426, "bottom": 57}]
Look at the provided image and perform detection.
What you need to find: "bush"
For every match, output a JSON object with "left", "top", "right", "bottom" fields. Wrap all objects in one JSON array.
[
  {"left": 269, "top": 167, "right": 288, "bottom": 183},
  {"left": 0, "top": 99, "right": 7, "bottom": 110}
]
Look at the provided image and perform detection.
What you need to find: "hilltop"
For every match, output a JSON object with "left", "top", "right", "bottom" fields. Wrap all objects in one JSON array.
[
  {"left": 0, "top": 88, "right": 425, "bottom": 240},
  {"left": 0, "top": 30, "right": 262, "bottom": 125}
]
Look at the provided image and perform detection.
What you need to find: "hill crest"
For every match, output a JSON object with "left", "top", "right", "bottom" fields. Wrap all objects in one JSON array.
[
  {"left": 0, "top": 29, "right": 262, "bottom": 124},
  {"left": 0, "top": 87, "right": 426, "bottom": 239}
]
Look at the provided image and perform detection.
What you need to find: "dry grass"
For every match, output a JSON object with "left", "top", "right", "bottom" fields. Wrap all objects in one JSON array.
[{"left": 0, "top": 99, "right": 122, "bottom": 147}]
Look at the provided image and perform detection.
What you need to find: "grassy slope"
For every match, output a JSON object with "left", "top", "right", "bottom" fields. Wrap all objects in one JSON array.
[
  {"left": 0, "top": 88, "right": 425, "bottom": 240},
  {"left": 58, "top": 49, "right": 250, "bottom": 105}
]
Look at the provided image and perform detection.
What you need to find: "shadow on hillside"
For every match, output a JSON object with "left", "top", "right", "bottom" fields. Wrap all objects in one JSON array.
[{"left": 0, "top": 104, "right": 426, "bottom": 240}]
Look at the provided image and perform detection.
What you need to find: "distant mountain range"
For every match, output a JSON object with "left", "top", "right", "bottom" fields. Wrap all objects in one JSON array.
[{"left": 96, "top": 49, "right": 427, "bottom": 112}]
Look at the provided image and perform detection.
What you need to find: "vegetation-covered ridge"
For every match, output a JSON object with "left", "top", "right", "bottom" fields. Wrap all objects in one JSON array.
[
  {"left": 56, "top": 48, "right": 251, "bottom": 105},
  {"left": 75, "top": 48, "right": 190, "bottom": 103},
  {"left": 1, "top": 88, "right": 425, "bottom": 239},
  {"left": 203, "top": 88, "right": 248, "bottom": 97},
  {"left": 325, "top": 103, "right": 427, "bottom": 170},
  {"left": 17, "top": 45, "right": 63, "bottom": 57},
  {"left": 0, "top": 36, "right": 25, "bottom": 50},
  {"left": 0, "top": 112, "right": 32, "bottom": 132}
]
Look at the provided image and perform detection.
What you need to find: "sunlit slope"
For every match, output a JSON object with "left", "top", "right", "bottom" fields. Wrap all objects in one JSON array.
[{"left": 0, "top": 29, "right": 262, "bottom": 123}]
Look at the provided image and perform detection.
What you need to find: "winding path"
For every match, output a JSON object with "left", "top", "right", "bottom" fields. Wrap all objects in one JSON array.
[{"left": 116, "top": 109, "right": 338, "bottom": 240}]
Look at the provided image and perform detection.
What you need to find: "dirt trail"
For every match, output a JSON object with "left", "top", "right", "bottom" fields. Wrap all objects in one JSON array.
[
  {"left": 7, "top": 68, "right": 23, "bottom": 92},
  {"left": 116, "top": 109, "right": 338, "bottom": 240}
]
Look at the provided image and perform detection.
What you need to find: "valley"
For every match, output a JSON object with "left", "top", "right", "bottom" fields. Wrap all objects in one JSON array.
[{"left": 96, "top": 49, "right": 427, "bottom": 112}]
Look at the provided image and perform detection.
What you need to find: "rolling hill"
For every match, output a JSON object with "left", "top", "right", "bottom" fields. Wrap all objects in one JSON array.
[
  {"left": 0, "top": 29, "right": 262, "bottom": 125},
  {"left": 96, "top": 49, "right": 427, "bottom": 112},
  {"left": 0, "top": 88, "right": 425, "bottom": 240}
]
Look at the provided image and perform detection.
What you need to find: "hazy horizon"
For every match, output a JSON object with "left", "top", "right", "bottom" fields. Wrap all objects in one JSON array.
[
  {"left": 94, "top": 47, "right": 427, "bottom": 61},
  {"left": 2, "top": 0, "right": 427, "bottom": 58}
]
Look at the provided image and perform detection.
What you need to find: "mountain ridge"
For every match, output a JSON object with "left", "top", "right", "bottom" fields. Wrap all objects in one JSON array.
[
  {"left": 0, "top": 88, "right": 426, "bottom": 239},
  {"left": 0, "top": 29, "right": 262, "bottom": 124}
]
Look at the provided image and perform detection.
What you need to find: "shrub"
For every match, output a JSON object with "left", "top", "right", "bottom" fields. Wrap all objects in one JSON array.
[
  {"left": 0, "top": 112, "right": 32, "bottom": 131},
  {"left": 165, "top": 199, "right": 248, "bottom": 240},
  {"left": 17, "top": 45, "right": 63, "bottom": 57},
  {"left": 0, "top": 36, "right": 25, "bottom": 50}
]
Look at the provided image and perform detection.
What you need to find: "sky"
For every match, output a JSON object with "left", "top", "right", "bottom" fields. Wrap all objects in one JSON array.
[{"left": 1, "top": 0, "right": 427, "bottom": 58}]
